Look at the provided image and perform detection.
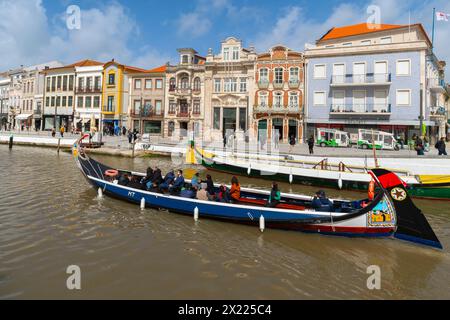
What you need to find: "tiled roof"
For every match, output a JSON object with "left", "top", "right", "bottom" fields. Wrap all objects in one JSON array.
[
  {"left": 147, "top": 65, "right": 167, "bottom": 73},
  {"left": 124, "top": 65, "right": 148, "bottom": 73},
  {"left": 318, "top": 23, "right": 405, "bottom": 42},
  {"left": 69, "top": 59, "right": 104, "bottom": 67}
]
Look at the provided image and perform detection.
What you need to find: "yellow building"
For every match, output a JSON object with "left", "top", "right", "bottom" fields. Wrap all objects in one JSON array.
[{"left": 101, "top": 59, "right": 147, "bottom": 132}]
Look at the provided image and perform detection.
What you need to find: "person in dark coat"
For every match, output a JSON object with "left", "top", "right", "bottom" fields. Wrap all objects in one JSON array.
[
  {"left": 159, "top": 170, "right": 175, "bottom": 192},
  {"left": 128, "top": 130, "right": 133, "bottom": 144},
  {"left": 151, "top": 168, "right": 163, "bottom": 185},
  {"left": 435, "top": 137, "right": 447, "bottom": 156},
  {"left": 169, "top": 170, "right": 185, "bottom": 195},
  {"left": 289, "top": 135, "right": 296, "bottom": 153},
  {"left": 307, "top": 135, "right": 314, "bottom": 155},
  {"left": 311, "top": 190, "right": 333, "bottom": 212},
  {"left": 415, "top": 137, "right": 425, "bottom": 156}
]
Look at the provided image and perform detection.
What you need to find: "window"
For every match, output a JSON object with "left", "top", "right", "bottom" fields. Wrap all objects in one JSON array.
[
  {"left": 380, "top": 37, "right": 392, "bottom": 44},
  {"left": 213, "top": 107, "right": 220, "bottom": 130},
  {"left": 289, "top": 68, "right": 299, "bottom": 82},
  {"left": 95, "top": 76, "right": 101, "bottom": 90},
  {"left": 223, "top": 47, "right": 230, "bottom": 61},
  {"left": 313, "top": 91, "right": 326, "bottom": 106},
  {"left": 78, "top": 96, "right": 84, "bottom": 108},
  {"left": 240, "top": 78, "right": 247, "bottom": 92},
  {"left": 274, "top": 68, "right": 283, "bottom": 84},
  {"left": 155, "top": 100, "right": 162, "bottom": 115},
  {"left": 107, "top": 96, "right": 114, "bottom": 111},
  {"left": 63, "top": 76, "right": 68, "bottom": 91},
  {"left": 169, "top": 78, "right": 176, "bottom": 91},
  {"left": 224, "top": 78, "right": 231, "bottom": 92},
  {"left": 273, "top": 92, "right": 283, "bottom": 108},
  {"left": 214, "top": 79, "right": 221, "bottom": 92},
  {"left": 396, "top": 60, "right": 410, "bottom": 76},
  {"left": 133, "top": 100, "right": 141, "bottom": 115},
  {"left": 56, "top": 96, "right": 61, "bottom": 107},
  {"left": 85, "top": 96, "right": 92, "bottom": 108},
  {"left": 169, "top": 101, "right": 176, "bottom": 114},
  {"left": 57, "top": 76, "right": 62, "bottom": 90},
  {"left": 180, "top": 77, "right": 189, "bottom": 89},
  {"left": 46, "top": 97, "right": 49, "bottom": 107},
  {"left": 93, "top": 96, "right": 100, "bottom": 108},
  {"left": 230, "top": 78, "right": 237, "bottom": 92},
  {"left": 145, "top": 79, "right": 152, "bottom": 89},
  {"left": 342, "top": 42, "right": 352, "bottom": 47},
  {"left": 193, "top": 100, "right": 200, "bottom": 114},
  {"left": 78, "top": 77, "right": 84, "bottom": 90},
  {"left": 396, "top": 90, "right": 411, "bottom": 106},
  {"left": 46, "top": 78, "right": 50, "bottom": 91},
  {"left": 51, "top": 77, "right": 56, "bottom": 91},
  {"left": 143, "top": 121, "right": 162, "bottom": 134},
  {"left": 156, "top": 79, "right": 163, "bottom": 89},
  {"left": 182, "top": 55, "right": 189, "bottom": 64},
  {"left": 259, "top": 68, "right": 268, "bottom": 82},
  {"left": 259, "top": 92, "right": 268, "bottom": 106},
  {"left": 361, "top": 40, "right": 371, "bottom": 45},
  {"left": 289, "top": 92, "right": 299, "bottom": 107},
  {"left": 134, "top": 79, "right": 142, "bottom": 89},
  {"left": 108, "top": 73, "right": 115, "bottom": 85},
  {"left": 68, "top": 96, "right": 73, "bottom": 107},
  {"left": 69, "top": 75, "right": 74, "bottom": 90},
  {"left": 232, "top": 47, "right": 239, "bottom": 60},
  {"left": 313, "top": 64, "right": 326, "bottom": 79},
  {"left": 62, "top": 96, "right": 67, "bottom": 107},
  {"left": 193, "top": 77, "right": 201, "bottom": 91}
]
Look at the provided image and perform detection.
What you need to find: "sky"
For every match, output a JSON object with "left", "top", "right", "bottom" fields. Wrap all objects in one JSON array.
[{"left": 0, "top": 0, "right": 450, "bottom": 71}]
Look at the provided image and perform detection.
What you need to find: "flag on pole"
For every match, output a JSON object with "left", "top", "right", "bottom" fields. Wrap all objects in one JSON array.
[{"left": 436, "top": 11, "right": 449, "bottom": 21}]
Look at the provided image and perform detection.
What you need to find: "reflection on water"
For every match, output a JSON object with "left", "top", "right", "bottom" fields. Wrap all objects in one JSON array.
[{"left": 0, "top": 146, "right": 449, "bottom": 299}]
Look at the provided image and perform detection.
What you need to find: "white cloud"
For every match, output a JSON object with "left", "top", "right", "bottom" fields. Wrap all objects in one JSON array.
[{"left": 0, "top": 0, "right": 168, "bottom": 71}]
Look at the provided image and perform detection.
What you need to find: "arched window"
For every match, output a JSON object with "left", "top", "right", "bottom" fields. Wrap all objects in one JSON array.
[
  {"left": 258, "top": 91, "right": 268, "bottom": 107},
  {"left": 179, "top": 75, "right": 189, "bottom": 89},
  {"left": 193, "top": 77, "right": 201, "bottom": 91},
  {"left": 273, "top": 92, "right": 283, "bottom": 108}
]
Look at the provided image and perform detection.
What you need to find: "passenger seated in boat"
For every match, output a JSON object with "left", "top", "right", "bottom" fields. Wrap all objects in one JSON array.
[
  {"left": 169, "top": 170, "right": 185, "bottom": 195},
  {"left": 202, "top": 174, "right": 216, "bottom": 200},
  {"left": 217, "top": 184, "right": 230, "bottom": 203},
  {"left": 148, "top": 181, "right": 162, "bottom": 193},
  {"left": 191, "top": 172, "right": 201, "bottom": 190},
  {"left": 227, "top": 176, "right": 241, "bottom": 204},
  {"left": 311, "top": 190, "right": 333, "bottom": 212},
  {"left": 152, "top": 168, "right": 163, "bottom": 185},
  {"left": 141, "top": 167, "right": 154, "bottom": 187},
  {"left": 197, "top": 183, "right": 209, "bottom": 201},
  {"left": 180, "top": 185, "right": 197, "bottom": 199},
  {"left": 266, "top": 182, "right": 281, "bottom": 208},
  {"left": 159, "top": 170, "right": 175, "bottom": 192},
  {"left": 118, "top": 174, "right": 130, "bottom": 186}
]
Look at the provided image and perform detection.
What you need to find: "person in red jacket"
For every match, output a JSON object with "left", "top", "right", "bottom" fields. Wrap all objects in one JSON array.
[{"left": 228, "top": 176, "right": 241, "bottom": 203}]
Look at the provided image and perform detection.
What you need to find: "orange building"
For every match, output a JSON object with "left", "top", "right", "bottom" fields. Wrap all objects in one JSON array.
[{"left": 253, "top": 45, "right": 304, "bottom": 143}]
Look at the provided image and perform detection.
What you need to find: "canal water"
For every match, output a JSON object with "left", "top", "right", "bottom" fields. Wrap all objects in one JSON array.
[{"left": 1, "top": 146, "right": 450, "bottom": 299}]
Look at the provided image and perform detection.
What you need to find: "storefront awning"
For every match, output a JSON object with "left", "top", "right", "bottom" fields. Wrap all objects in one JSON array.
[{"left": 16, "top": 114, "right": 32, "bottom": 120}]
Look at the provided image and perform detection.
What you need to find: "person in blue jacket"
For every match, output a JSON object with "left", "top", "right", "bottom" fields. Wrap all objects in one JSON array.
[
  {"left": 169, "top": 170, "right": 185, "bottom": 195},
  {"left": 159, "top": 170, "right": 175, "bottom": 192},
  {"left": 311, "top": 190, "right": 333, "bottom": 212}
]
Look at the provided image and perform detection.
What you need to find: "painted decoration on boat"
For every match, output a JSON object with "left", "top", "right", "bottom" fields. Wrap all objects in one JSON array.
[
  {"left": 390, "top": 187, "right": 407, "bottom": 202},
  {"left": 367, "top": 197, "right": 396, "bottom": 227}
]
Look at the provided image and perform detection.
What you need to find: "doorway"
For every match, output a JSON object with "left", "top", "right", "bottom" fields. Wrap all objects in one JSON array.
[
  {"left": 222, "top": 108, "right": 236, "bottom": 139},
  {"left": 179, "top": 121, "right": 188, "bottom": 137},
  {"left": 288, "top": 119, "right": 298, "bottom": 141},
  {"left": 272, "top": 118, "right": 283, "bottom": 141}
]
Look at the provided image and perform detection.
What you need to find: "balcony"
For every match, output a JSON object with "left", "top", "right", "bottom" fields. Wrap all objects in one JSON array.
[
  {"left": 130, "top": 109, "right": 164, "bottom": 118},
  {"left": 330, "top": 104, "right": 391, "bottom": 118},
  {"left": 273, "top": 81, "right": 284, "bottom": 89},
  {"left": 254, "top": 104, "right": 301, "bottom": 114},
  {"left": 331, "top": 73, "right": 391, "bottom": 87},
  {"left": 102, "top": 107, "right": 116, "bottom": 114},
  {"left": 76, "top": 86, "right": 102, "bottom": 94},
  {"left": 258, "top": 79, "right": 269, "bottom": 89},
  {"left": 429, "top": 78, "right": 446, "bottom": 93},
  {"left": 177, "top": 111, "right": 189, "bottom": 117},
  {"left": 288, "top": 79, "right": 300, "bottom": 88}
]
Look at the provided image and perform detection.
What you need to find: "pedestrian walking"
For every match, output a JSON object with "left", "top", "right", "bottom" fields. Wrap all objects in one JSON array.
[
  {"left": 128, "top": 130, "right": 133, "bottom": 144},
  {"left": 435, "top": 137, "right": 447, "bottom": 156},
  {"left": 122, "top": 126, "right": 127, "bottom": 136},
  {"left": 51, "top": 128, "right": 56, "bottom": 137},
  {"left": 60, "top": 126, "right": 65, "bottom": 138},
  {"left": 415, "top": 137, "right": 424, "bottom": 156},
  {"left": 307, "top": 135, "right": 314, "bottom": 155}
]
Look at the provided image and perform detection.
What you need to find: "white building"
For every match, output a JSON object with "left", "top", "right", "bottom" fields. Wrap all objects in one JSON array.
[{"left": 0, "top": 76, "right": 10, "bottom": 130}]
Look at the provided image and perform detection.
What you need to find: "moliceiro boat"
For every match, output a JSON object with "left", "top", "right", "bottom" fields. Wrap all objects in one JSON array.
[
  {"left": 73, "top": 136, "right": 442, "bottom": 249},
  {"left": 195, "top": 149, "right": 450, "bottom": 200}
]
